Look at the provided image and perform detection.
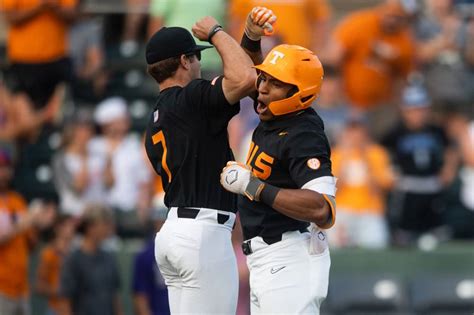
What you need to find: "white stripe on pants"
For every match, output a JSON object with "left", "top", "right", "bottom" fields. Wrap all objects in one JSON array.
[{"left": 154, "top": 208, "right": 238, "bottom": 314}]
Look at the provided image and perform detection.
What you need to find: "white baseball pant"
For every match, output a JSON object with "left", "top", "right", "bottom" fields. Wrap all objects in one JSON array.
[
  {"left": 154, "top": 207, "right": 238, "bottom": 315},
  {"left": 245, "top": 226, "right": 330, "bottom": 314}
]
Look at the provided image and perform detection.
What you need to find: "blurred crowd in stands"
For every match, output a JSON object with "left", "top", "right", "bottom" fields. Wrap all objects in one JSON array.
[{"left": 0, "top": 0, "right": 473, "bottom": 314}]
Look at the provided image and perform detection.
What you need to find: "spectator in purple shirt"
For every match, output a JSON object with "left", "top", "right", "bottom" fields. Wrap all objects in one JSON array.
[{"left": 132, "top": 208, "right": 170, "bottom": 315}]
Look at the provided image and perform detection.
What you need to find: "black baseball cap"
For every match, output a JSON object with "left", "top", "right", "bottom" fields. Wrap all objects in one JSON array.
[{"left": 146, "top": 26, "right": 213, "bottom": 64}]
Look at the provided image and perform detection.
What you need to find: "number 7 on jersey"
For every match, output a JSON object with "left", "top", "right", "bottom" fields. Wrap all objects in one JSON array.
[{"left": 152, "top": 130, "right": 172, "bottom": 182}]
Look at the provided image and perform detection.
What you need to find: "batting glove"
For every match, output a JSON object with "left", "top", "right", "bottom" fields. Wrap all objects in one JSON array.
[
  {"left": 244, "top": 6, "right": 277, "bottom": 41},
  {"left": 220, "top": 161, "right": 265, "bottom": 201}
]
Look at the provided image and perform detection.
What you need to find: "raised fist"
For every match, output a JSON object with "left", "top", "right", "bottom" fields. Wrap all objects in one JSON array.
[{"left": 245, "top": 6, "right": 277, "bottom": 41}]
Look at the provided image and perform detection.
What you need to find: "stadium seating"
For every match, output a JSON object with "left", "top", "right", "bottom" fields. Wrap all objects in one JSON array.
[
  {"left": 325, "top": 274, "right": 410, "bottom": 315},
  {"left": 410, "top": 274, "right": 474, "bottom": 315}
]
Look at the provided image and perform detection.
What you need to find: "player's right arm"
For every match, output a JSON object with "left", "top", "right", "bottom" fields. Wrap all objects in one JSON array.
[{"left": 192, "top": 16, "right": 256, "bottom": 105}]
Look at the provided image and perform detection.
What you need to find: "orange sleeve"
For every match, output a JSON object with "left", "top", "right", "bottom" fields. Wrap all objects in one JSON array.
[
  {"left": 61, "top": 0, "right": 77, "bottom": 8},
  {"left": 37, "top": 249, "right": 55, "bottom": 286},
  {"left": 0, "top": 0, "right": 17, "bottom": 10},
  {"left": 229, "top": 0, "right": 250, "bottom": 21},
  {"left": 369, "top": 146, "right": 395, "bottom": 189},
  {"left": 309, "top": 0, "right": 332, "bottom": 21},
  {"left": 10, "top": 192, "right": 27, "bottom": 214},
  {"left": 394, "top": 32, "right": 415, "bottom": 77},
  {"left": 333, "top": 13, "right": 364, "bottom": 51},
  {"left": 330, "top": 148, "right": 341, "bottom": 177}
]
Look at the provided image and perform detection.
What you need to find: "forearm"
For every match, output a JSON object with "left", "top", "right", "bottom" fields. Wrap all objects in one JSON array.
[
  {"left": 0, "top": 216, "right": 33, "bottom": 244},
  {"left": 459, "top": 133, "right": 474, "bottom": 166},
  {"left": 269, "top": 188, "right": 332, "bottom": 227},
  {"left": 416, "top": 37, "right": 446, "bottom": 63},
  {"left": 114, "top": 294, "right": 124, "bottom": 315},
  {"left": 62, "top": 300, "right": 73, "bottom": 315},
  {"left": 212, "top": 31, "right": 255, "bottom": 87},
  {"left": 36, "top": 279, "right": 57, "bottom": 298},
  {"left": 52, "top": 6, "right": 77, "bottom": 23},
  {"left": 240, "top": 33, "right": 263, "bottom": 65},
  {"left": 311, "top": 21, "right": 330, "bottom": 53},
  {"left": 134, "top": 295, "right": 152, "bottom": 315},
  {"left": 4, "top": 6, "right": 45, "bottom": 25}
]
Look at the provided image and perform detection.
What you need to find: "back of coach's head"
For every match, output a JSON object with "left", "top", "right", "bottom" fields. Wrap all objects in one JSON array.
[{"left": 146, "top": 27, "right": 212, "bottom": 84}]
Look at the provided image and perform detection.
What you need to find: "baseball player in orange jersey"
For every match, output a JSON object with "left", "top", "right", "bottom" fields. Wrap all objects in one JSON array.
[{"left": 220, "top": 7, "right": 336, "bottom": 314}]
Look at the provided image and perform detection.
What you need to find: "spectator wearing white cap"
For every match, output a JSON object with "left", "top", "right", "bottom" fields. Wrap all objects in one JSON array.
[
  {"left": 89, "top": 97, "right": 152, "bottom": 237},
  {"left": 381, "top": 84, "right": 458, "bottom": 245}
]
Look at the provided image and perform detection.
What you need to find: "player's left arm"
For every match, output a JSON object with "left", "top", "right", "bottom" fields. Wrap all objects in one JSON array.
[
  {"left": 221, "top": 162, "right": 335, "bottom": 228},
  {"left": 221, "top": 129, "right": 336, "bottom": 229},
  {"left": 268, "top": 187, "right": 334, "bottom": 229}
]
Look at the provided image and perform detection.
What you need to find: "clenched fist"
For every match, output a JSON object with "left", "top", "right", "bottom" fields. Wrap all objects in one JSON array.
[
  {"left": 192, "top": 16, "right": 220, "bottom": 42},
  {"left": 220, "top": 161, "right": 265, "bottom": 201},
  {"left": 245, "top": 6, "right": 277, "bottom": 41}
]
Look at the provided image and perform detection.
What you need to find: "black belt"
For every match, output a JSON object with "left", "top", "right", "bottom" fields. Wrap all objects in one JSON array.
[
  {"left": 176, "top": 207, "right": 231, "bottom": 225},
  {"left": 241, "top": 227, "right": 309, "bottom": 256}
]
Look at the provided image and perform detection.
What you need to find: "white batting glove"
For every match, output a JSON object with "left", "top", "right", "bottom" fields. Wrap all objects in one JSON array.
[
  {"left": 220, "top": 161, "right": 266, "bottom": 201},
  {"left": 245, "top": 6, "right": 277, "bottom": 41}
]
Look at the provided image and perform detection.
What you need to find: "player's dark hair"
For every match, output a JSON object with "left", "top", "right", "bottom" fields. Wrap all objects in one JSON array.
[{"left": 147, "top": 56, "right": 182, "bottom": 84}]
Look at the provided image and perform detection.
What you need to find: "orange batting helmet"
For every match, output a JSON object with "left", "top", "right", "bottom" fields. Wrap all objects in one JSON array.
[{"left": 254, "top": 44, "right": 324, "bottom": 116}]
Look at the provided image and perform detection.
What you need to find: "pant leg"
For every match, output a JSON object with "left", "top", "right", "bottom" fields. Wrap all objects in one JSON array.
[
  {"left": 155, "top": 224, "right": 182, "bottom": 314},
  {"left": 156, "top": 220, "right": 238, "bottom": 315},
  {"left": 177, "top": 223, "right": 238, "bottom": 314},
  {"left": 248, "top": 232, "right": 330, "bottom": 314}
]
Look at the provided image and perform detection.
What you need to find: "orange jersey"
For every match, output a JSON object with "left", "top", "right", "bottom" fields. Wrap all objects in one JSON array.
[
  {"left": 37, "top": 245, "right": 66, "bottom": 311},
  {"left": 333, "top": 8, "right": 414, "bottom": 108},
  {"left": 229, "top": 0, "right": 331, "bottom": 49},
  {"left": 1, "top": 0, "right": 77, "bottom": 62},
  {"left": 0, "top": 191, "right": 30, "bottom": 298},
  {"left": 331, "top": 144, "right": 394, "bottom": 214}
]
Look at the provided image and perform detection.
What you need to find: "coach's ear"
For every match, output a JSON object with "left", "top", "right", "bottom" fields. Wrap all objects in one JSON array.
[{"left": 180, "top": 54, "right": 192, "bottom": 70}]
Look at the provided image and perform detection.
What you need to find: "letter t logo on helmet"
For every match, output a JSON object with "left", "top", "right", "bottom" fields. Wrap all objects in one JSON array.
[
  {"left": 269, "top": 51, "right": 285, "bottom": 65},
  {"left": 254, "top": 44, "right": 324, "bottom": 116}
]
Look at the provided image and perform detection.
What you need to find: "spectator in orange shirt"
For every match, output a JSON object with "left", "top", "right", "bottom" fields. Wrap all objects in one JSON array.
[
  {"left": 228, "top": 0, "right": 332, "bottom": 53},
  {"left": 1, "top": 0, "right": 77, "bottom": 139},
  {"left": 0, "top": 149, "right": 55, "bottom": 315},
  {"left": 324, "top": 0, "right": 416, "bottom": 112},
  {"left": 35, "top": 214, "right": 76, "bottom": 315},
  {"left": 329, "top": 118, "right": 395, "bottom": 249}
]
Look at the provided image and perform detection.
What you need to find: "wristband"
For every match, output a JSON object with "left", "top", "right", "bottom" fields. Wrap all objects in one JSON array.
[
  {"left": 244, "top": 176, "right": 265, "bottom": 201},
  {"left": 208, "top": 24, "right": 223, "bottom": 44},
  {"left": 259, "top": 183, "right": 280, "bottom": 206},
  {"left": 241, "top": 32, "right": 261, "bottom": 52}
]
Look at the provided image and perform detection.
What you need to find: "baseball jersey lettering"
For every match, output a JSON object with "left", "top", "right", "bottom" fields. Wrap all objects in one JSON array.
[
  {"left": 239, "top": 107, "right": 333, "bottom": 240},
  {"left": 145, "top": 76, "right": 240, "bottom": 211},
  {"left": 246, "top": 142, "right": 275, "bottom": 180},
  {"left": 151, "top": 130, "right": 172, "bottom": 182}
]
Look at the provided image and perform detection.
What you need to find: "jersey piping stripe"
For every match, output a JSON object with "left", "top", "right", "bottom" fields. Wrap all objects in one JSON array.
[{"left": 320, "top": 194, "right": 336, "bottom": 229}]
